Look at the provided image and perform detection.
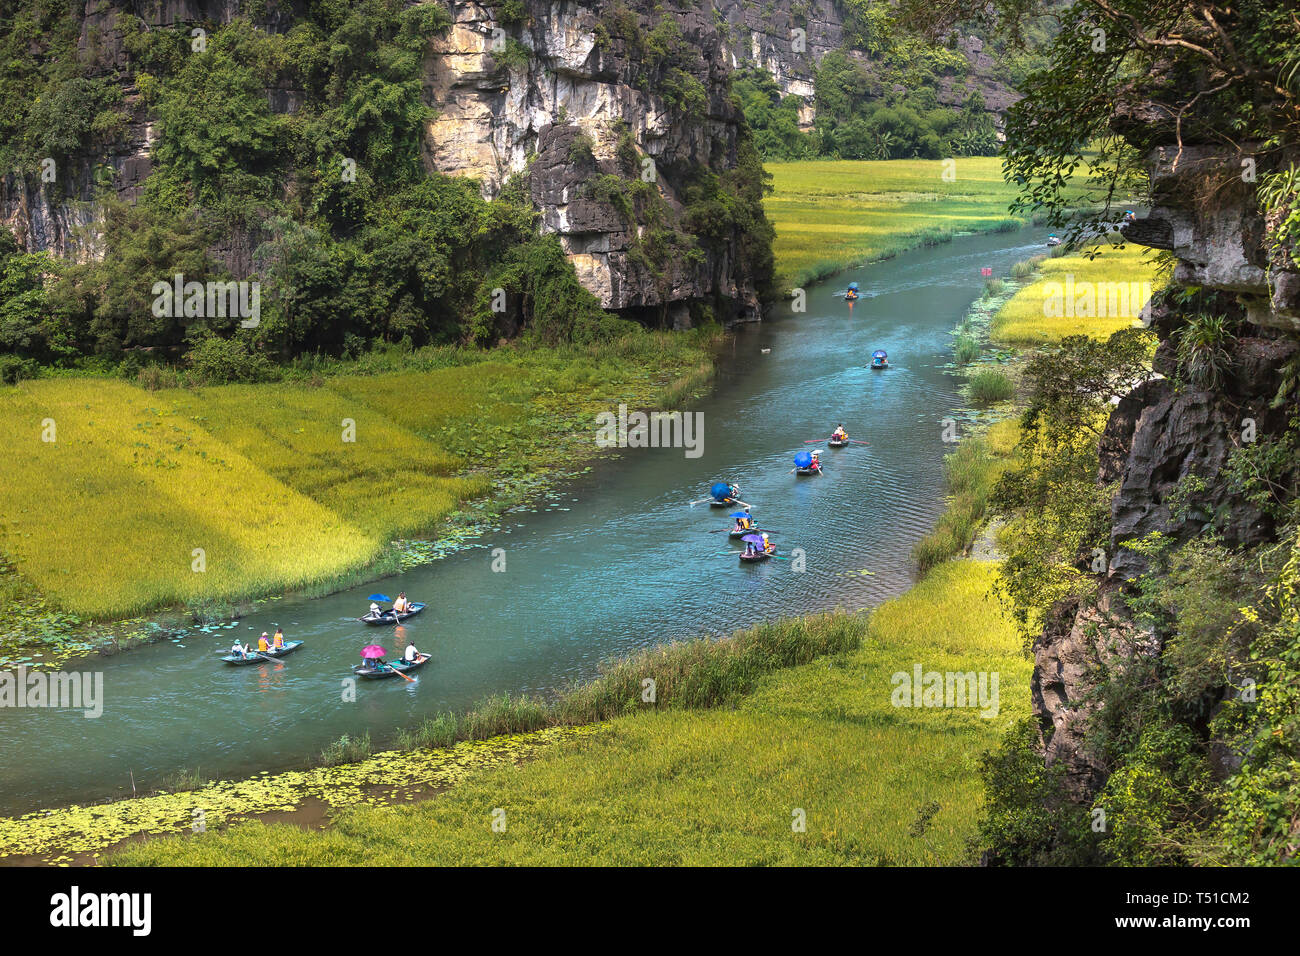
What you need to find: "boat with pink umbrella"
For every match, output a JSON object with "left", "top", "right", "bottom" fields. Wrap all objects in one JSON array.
[{"left": 353, "top": 644, "right": 429, "bottom": 680}]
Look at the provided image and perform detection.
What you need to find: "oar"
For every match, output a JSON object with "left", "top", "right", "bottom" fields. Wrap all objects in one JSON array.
[
  {"left": 256, "top": 653, "right": 281, "bottom": 665},
  {"left": 848, "top": 440, "right": 870, "bottom": 445},
  {"left": 389, "top": 664, "right": 416, "bottom": 683},
  {"left": 688, "top": 497, "right": 715, "bottom": 507}
]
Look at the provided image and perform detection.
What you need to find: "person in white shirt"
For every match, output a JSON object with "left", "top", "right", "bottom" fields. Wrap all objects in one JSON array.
[
  {"left": 231, "top": 641, "right": 246, "bottom": 659},
  {"left": 404, "top": 644, "right": 421, "bottom": 663}
]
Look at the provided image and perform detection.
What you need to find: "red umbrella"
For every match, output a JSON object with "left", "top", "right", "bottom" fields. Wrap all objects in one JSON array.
[{"left": 361, "top": 645, "right": 386, "bottom": 659}]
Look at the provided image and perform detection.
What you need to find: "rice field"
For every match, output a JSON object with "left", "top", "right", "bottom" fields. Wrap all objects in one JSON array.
[
  {"left": 0, "top": 332, "right": 721, "bottom": 620},
  {"left": 765, "top": 158, "right": 1027, "bottom": 291},
  {"left": 991, "top": 244, "right": 1163, "bottom": 344},
  {"left": 110, "top": 559, "right": 1030, "bottom": 866}
]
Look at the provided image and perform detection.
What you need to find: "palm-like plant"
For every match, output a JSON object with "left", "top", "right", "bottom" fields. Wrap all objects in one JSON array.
[{"left": 1176, "top": 313, "right": 1236, "bottom": 390}]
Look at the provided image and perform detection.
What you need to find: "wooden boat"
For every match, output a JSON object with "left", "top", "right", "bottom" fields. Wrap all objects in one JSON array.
[
  {"left": 352, "top": 654, "right": 431, "bottom": 679},
  {"left": 740, "top": 549, "right": 774, "bottom": 563},
  {"left": 359, "top": 601, "right": 427, "bottom": 625},
  {"left": 828, "top": 438, "right": 847, "bottom": 448},
  {"left": 870, "top": 360, "right": 889, "bottom": 369},
  {"left": 221, "top": 640, "right": 304, "bottom": 665},
  {"left": 729, "top": 526, "right": 760, "bottom": 538},
  {"left": 795, "top": 464, "right": 823, "bottom": 475},
  {"left": 710, "top": 498, "right": 737, "bottom": 508}
]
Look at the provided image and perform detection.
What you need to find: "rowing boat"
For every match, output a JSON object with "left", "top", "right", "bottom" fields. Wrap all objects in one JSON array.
[
  {"left": 795, "top": 465, "right": 823, "bottom": 475},
  {"left": 740, "top": 550, "right": 773, "bottom": 563},
  {"left": 359, "top": 601, "right": 427, "bottom": 625},
  {"left": 828, "top": 438, "right": 847, "bottom": 447},
  {"left": 352, "top": 654, "right": 431, "bottom": 679},
  {"left": 710, "top": 499, "right": 737, "bottom": 508},
  {"left": 221, "top": 640, "right": 304, "bottom": 665},
  {"left": 729, "top": 527, "right": 761, "bottom": 538}
]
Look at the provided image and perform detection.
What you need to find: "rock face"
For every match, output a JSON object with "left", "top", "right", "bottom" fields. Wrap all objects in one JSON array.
[
  {"left": 0, "top": 0, "right": 767, "bottom": 323},
  {"left": 1122, "top": 145, "right": 1300, "bottom": 332},
  {"left": 1032, "top": 586, "right": 1155, "bottom": 800},
  {"left": 424, "top": 0, "right": 764, "bottom": 321}
]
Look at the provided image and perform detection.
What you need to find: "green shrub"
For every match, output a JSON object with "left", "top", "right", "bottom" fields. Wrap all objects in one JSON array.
[
  {"left": 318, "top": 732, "right": 372, "bottom": 767},
  {"left": 0, "top": 355, "right": 38, "bottom": 384},
  {"left": 185, "top": 335, "right": 277, "bottom": 384},
  {"left": 954, "top": 335, "right": 981, "bottom": 365},
  {"left": 968, "top": 369, "right": 1015, "bottom": 405}
]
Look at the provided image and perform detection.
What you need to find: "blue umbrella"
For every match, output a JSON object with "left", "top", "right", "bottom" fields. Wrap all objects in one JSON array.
[
  {"left": 710, "top": 481, "right": 732, "bottom": 500},
  {"left": 848, "top": 281, "right": 859, "bottom": 291},
  {"left": 368, "top": 594, "right": 391, "bottom": 602},
  {"left": 794, "top": 450, "right": 812, "bottom": 468},
  {"left": 728, "top": 511, "right": 750, "bottom": 518},
  {"left": 742, "top": 534, "right": 764, "bottom": 545}
]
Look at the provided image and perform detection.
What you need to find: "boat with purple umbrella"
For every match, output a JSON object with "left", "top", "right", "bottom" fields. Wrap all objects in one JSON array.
[{"left": 739, "top": 532, "right": 775, "bottom": 562}]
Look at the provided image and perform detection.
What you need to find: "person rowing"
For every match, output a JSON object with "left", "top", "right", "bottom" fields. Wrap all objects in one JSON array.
[
  {"left": 369, "top": 601, "right": 382, "bottom": 619},
  {"left": 810, "top": 450, "right": 821, "bottom": 471},
  {"left": 733, "top": 507, "right": 754, "bottom": 532},
  {"left": 392, "top": 592, "right": 410, "bottom": 615},
  {"left": 404, "top": 643, "right": 422, "bottom": 664},
  {"left": 831, "top": 424, "right": 847, "bottom": 442},
  {"left": 230, "top": 640, "right": 248, "bottom": 660},
  {"left": 761, "top": 532, "right": 774, "bottom": 554}
]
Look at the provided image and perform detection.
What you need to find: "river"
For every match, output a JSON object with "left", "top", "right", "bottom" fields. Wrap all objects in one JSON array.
[{"left": 0, "top": 227, "right": 1044, "bottom": 815}]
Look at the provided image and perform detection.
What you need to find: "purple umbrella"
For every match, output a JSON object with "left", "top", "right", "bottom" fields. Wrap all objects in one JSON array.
[
  {"left": 742, "top": 534, "right": 765, "bottom": 545},
  {"left": 361, "top": 645, "right": 386, "bottom": 659}
]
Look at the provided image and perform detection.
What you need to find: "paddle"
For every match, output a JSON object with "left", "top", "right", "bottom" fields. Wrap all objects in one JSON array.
[{"left": 389, "top": 663, "right": 416, "bottom": 683}]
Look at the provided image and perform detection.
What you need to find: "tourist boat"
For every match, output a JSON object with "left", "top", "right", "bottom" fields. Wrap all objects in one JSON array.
[
  {"left": 353, "top": 654, "right": 431, "bottom": 679},
  {"left": 359, "top": 602, "right": 427, "bottom": 625},
  {"left": 220, "top": 640, "right": 304, "bottom": 665}
]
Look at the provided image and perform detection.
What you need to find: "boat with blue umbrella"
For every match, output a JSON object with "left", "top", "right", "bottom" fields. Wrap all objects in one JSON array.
[
  {"left": 727, "top": 509, "right": 759, "bottom": 538},
  {"left": 693, "top": 481, "right": 748, "bottom": 508},
  {"left": 870, "top": 350, "right": 889, "bottom": 369},
  {"left": 793, "top": 449, "right": 823, "bottom": 476}
]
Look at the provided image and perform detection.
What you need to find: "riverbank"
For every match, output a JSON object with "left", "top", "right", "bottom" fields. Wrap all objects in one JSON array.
[{"left": 0, "top": 330, "right": 722, "bottom": 667}]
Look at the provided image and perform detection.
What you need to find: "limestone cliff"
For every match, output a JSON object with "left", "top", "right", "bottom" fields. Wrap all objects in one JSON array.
[
  {"left": 1027, "top": 120, "right": 1300, "bottom": 801},
  {"left": 0, "top": 0, "right": 768, "bottom": 327}
]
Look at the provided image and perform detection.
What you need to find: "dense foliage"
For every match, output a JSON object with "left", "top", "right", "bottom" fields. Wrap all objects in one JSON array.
[
  {"left": 0, "top": 0, "right": 766, "bottom": 373},
  {"left": 888, "top": 0, "right": 1300, "bottom": 868},
  {"left": 734, "top": 51, "right": 999, "bottom": 162}
]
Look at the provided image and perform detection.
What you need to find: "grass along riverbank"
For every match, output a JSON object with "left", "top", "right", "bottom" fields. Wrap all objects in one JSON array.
[
  {"left": 0, "top": 330, "right": 721, "bottom": 662},
  {"left": 103, "top": 560, "right": 1028, "bottom": 866}
]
